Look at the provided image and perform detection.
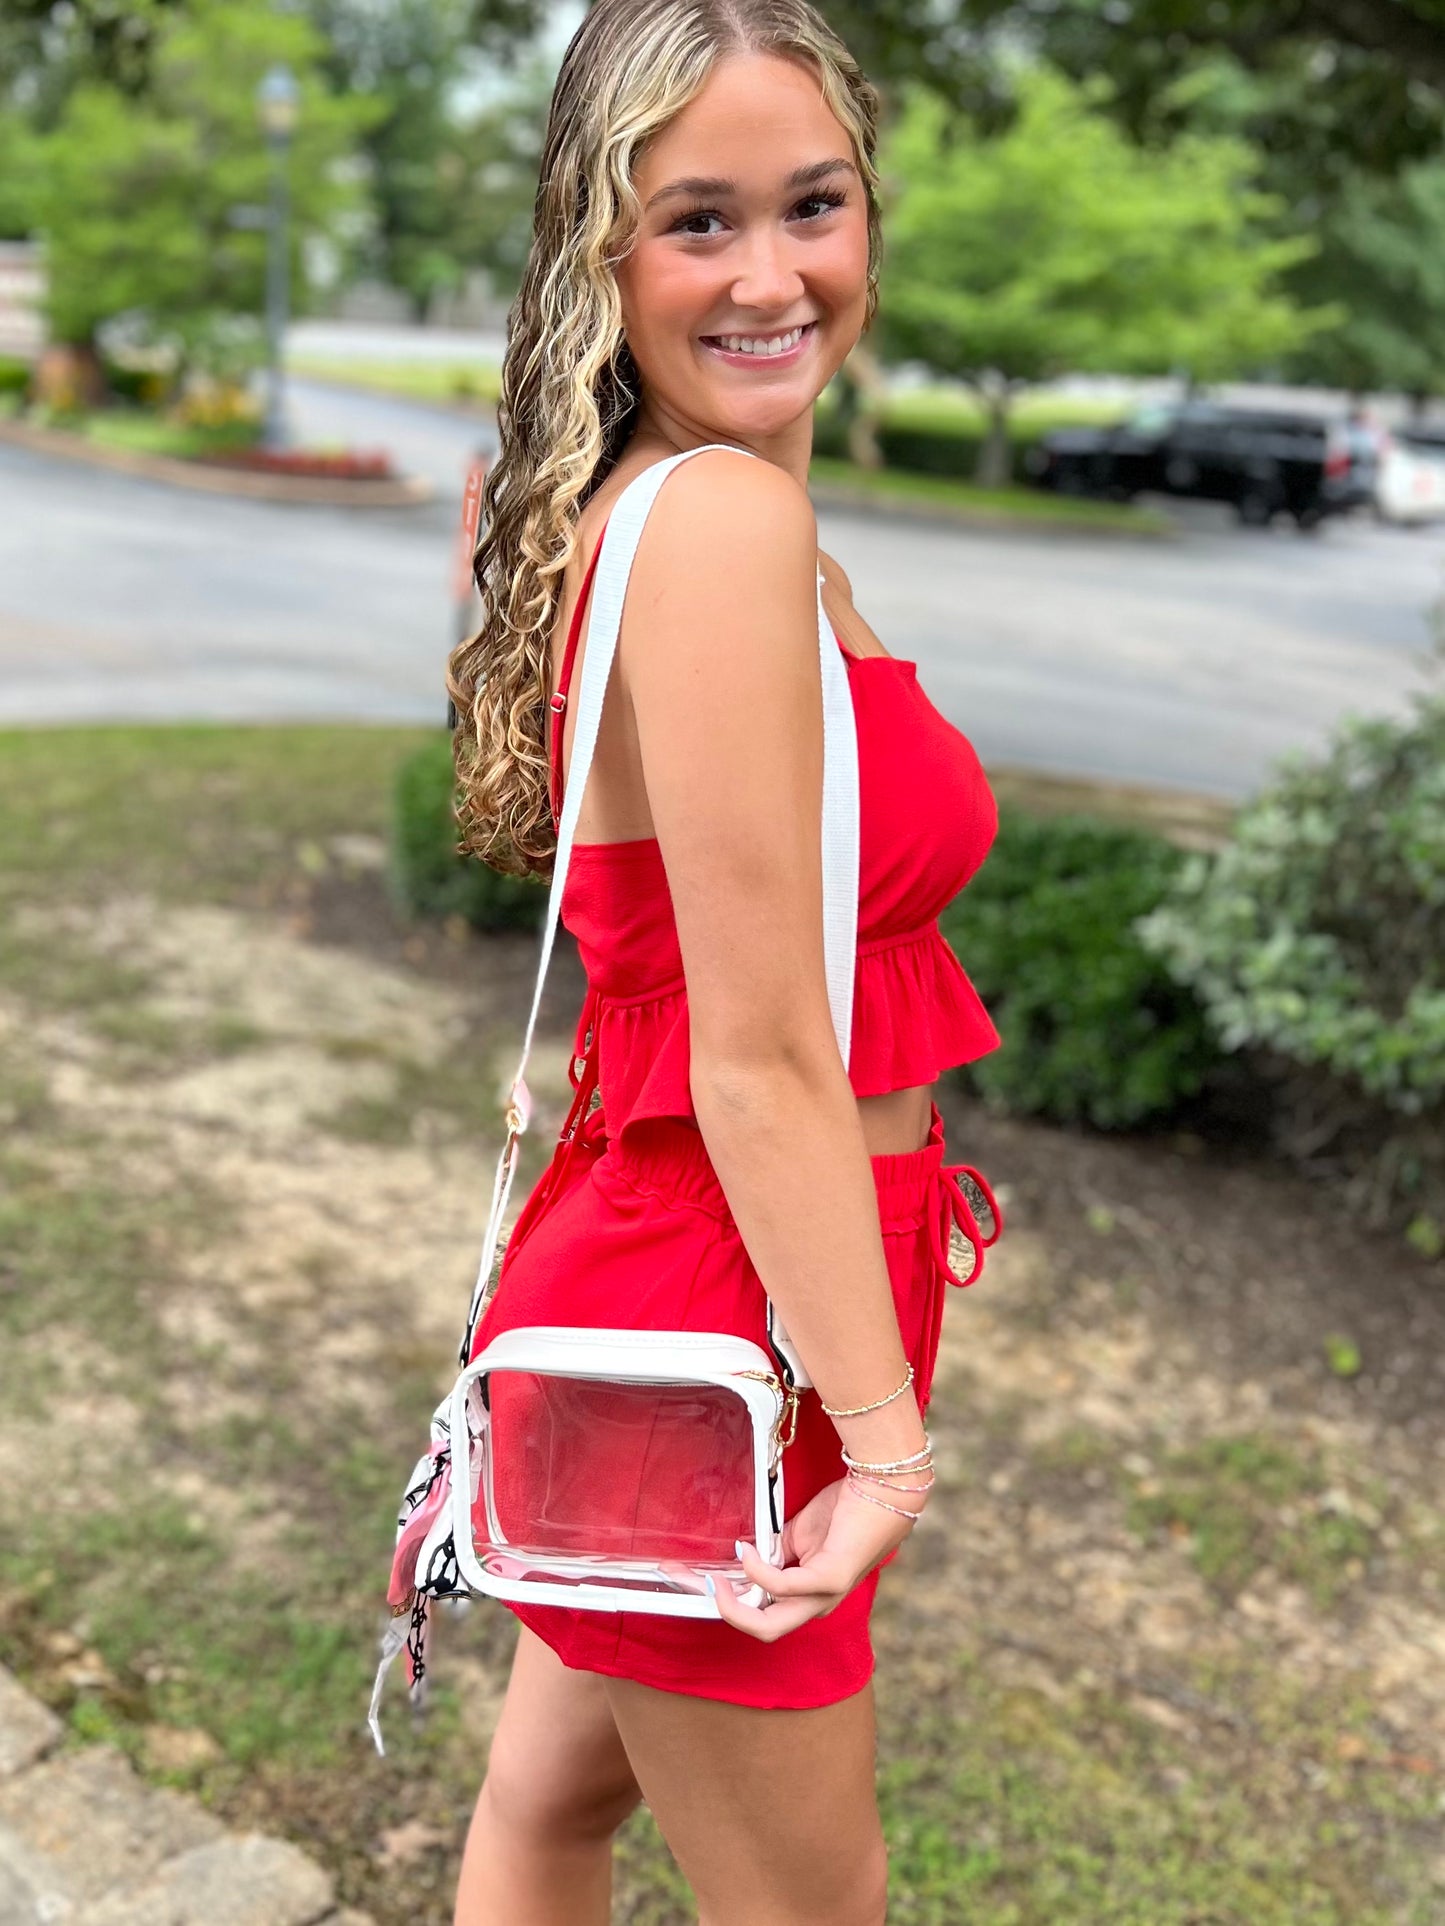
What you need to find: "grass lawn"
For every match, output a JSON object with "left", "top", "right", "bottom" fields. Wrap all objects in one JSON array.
[
  {"left": 291, "top": 356, "right": 503, "bottom": 411},
  {"left": 807, "top": 453, "right": 1172, "bottom": 534},
  {"left": 75, "top": 408, "right": 263, "bottom": 462},
  {"left": 0, "top": 725, "right": 1439, "bottom": 1924}
]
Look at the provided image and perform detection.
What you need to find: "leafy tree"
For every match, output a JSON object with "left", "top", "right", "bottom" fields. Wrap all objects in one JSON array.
[
  {"left": 1285, "top": 160, "right": 1445, "bottom": 403},
  {"left": 605, "top": 1, "right": 1445, "bottom": 181},
  {"left": 877, "top": 67, "right": 1327, "bottom": 484},
  {"left": 305, "top": 0, "right": 551, "bottom": 322},
  {"left": 0, "top": 109, "right": 37, "bottom": 239},
  {"left": 0, "top": 0, "right": 183, "bottom": 108},
  {"left": 29, "top": 0, "right": 374, "bottom": 366}
]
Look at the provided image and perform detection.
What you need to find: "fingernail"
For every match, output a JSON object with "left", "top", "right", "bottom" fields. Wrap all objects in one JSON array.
[
  {"left": 734, "top": 1539, "right": 749, "bottom": 1560},
  {"left": 704, "top": 1573, "right": 716, "bottom": 1597}
]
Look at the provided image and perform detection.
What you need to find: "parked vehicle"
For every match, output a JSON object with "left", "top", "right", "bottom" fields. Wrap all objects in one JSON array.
[
  {"left": 1024, "top": 402, "right": 1373, "bottom": 529},
  {"left": 1375, "top": 424, "right": 1445, "bottom": 525}
]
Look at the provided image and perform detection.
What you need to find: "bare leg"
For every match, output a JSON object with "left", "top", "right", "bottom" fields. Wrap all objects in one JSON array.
[
  {"left": 453, "top": 1626, "right": 643, "bottom": 1926},
  {"left": 603, "top": 1674, "right": 888, "bottom": 1926}
]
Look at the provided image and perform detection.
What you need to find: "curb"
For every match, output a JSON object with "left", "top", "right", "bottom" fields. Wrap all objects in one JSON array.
[{"left": 0, "top": 415, "right": 434, "bottom": 508}]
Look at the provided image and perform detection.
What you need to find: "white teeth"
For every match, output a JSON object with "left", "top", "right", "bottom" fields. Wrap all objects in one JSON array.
[{"left": 710, "top": 324, "right": 807, "bottom": 357}]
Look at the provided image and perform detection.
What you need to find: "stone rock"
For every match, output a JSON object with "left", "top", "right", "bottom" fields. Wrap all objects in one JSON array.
[
  {"left": 0, "top": 1745, "right": 223, "bottom": 1912},
  {"left": 73, "top": 1833, "right": 335, "bottom": 1926},
  {"left": 0, "top": 1851, "right": 42, "bottom": 1926},
  {"left": 0, "top": 1672, "right": 61, "bottom": 1780}
]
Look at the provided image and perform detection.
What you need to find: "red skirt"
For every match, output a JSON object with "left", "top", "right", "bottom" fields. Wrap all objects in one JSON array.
[{"left": 467, "top": 1099, "right": 996, "bottom": 1709}]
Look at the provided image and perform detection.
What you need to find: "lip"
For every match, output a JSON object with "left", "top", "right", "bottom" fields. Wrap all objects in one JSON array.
[{"left": 699, "top": 320, "right": 818, "bottom": 368}]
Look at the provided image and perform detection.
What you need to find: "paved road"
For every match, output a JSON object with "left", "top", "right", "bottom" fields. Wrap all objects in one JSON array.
[{"left": 3, "top": 378, "right": 1440, "bottom": 798}]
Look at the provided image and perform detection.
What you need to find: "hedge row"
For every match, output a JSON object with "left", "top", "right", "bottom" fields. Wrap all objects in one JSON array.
[{"left": 811, "top": 403, "right": 1052, "bottom": 485}]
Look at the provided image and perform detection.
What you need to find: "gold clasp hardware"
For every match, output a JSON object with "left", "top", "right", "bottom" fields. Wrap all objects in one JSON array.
[
  {"left": 778, "top": 1380, "right": 800, "bottom": 1453},
  {"left": 503, "top": 1100, "right": 525, "bottom": 1140},
  {"left": 737, "top": 1369, "right": 801, "bottom": 1462}
]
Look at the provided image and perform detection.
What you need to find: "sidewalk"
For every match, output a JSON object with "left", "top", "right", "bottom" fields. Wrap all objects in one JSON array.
[{"left": 0, "top": 1665, "right": 371, "bottom": 1926}]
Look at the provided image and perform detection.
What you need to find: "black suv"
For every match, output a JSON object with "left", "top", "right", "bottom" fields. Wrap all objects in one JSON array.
[{"left": 1024, "top": 402, "right": 1374, "bottom": 529}]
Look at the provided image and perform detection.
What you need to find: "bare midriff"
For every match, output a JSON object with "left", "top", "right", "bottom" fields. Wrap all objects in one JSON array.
[{"left": 857, "top": 1081, "right": 934, "bottom": 1157}]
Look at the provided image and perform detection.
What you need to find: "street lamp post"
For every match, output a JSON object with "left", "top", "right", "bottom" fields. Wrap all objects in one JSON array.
[{"left": 256, "top": 63, "right": 300, "bottom": 452}]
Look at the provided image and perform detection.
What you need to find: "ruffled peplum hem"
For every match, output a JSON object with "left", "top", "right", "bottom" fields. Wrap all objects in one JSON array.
[
  {"left": 586, "top": 920, "right": 999, "bottom": 1145},
  {"left": 852, "top": 921, "right": 1000, "bottom": 1095}
]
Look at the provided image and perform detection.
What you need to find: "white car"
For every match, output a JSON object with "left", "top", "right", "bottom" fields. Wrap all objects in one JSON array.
[{"left": 1375, "top": 428, "right": 1445, "bottom": 525}]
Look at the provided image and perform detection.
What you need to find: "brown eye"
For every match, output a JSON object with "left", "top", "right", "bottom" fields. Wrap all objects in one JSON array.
[{"left": 668, "top": 188, "right": 847, "bottom": 240}]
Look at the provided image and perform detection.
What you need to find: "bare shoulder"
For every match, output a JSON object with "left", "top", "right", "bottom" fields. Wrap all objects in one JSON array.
[
  {"left": 613, "top": 448, "right": 816, "bottom": 682},
  {"left": 634, "top": 447, "right": 815, "bottom": 590},
  {"left": 653, "top": 442, "right": 811, "bottom": 517}
]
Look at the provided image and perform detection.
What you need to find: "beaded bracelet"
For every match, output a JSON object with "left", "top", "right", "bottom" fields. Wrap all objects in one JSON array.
[
  {"left": 840, "top": 1440, "right": 933, "bottom": 1476},
  {"left": 850, "top": 1470, "right": 936, "bottom": 1494},
  {"left": 846, "top": 1475, "right": 929, "bottom": 1521},
  {"left": 820, "top": 1361, "right": 915, "bottom": 1419}
]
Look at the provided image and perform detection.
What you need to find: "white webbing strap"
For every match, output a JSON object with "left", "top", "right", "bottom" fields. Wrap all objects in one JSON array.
[{"left": 458, "top": 443, "right": 859, "bottom": 1358}]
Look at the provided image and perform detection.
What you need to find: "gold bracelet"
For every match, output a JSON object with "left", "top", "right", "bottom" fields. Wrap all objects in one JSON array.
[{"left": 820, "top": 1362, "right": 915, "bottom": 1419}]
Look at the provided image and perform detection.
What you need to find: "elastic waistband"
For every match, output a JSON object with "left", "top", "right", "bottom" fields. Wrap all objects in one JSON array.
[{"left": 608, "top": 1101, "right": 950, "bottom": 1231}]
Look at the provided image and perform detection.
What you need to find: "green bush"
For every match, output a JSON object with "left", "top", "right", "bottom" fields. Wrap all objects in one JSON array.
[
  {"left": 941, "top": 811, "right": 1220, "bottom": 1128},
  {"left": 390, "top": 736, "right": 544, "bottom": 933},
  {"left": 0, "top": 355, "right": 30, "bottom": 398},
  {"left": 100, "top": 358, "right": 175, "bottom": 407},
  {"left": 812, "top": 403, "right": 1050, "bottom": 484},
  {"left": 1138, "top": 694, "right": 1445, "bottom": 1234}
]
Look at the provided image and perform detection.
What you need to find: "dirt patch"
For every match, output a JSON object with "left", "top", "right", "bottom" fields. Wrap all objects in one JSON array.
[{"left": 1, "top": 874, "right": 1441, "bottom": 1924}]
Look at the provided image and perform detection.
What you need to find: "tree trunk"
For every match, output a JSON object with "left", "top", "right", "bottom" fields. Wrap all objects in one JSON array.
[
  {"left": 973, "top": 384, "right": 1013, "bottom": 489},
  {"left": 34, "top": 342, "right": 108, "bottom": 414},
  {"left": 840, "top": 338, "right": 888, "bottom": 471}
]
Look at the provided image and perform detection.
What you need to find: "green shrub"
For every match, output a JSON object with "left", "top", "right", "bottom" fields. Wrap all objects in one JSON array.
[
  {"left": 389, "top": 737, "right": 544, "bottom": 933},
  {"left": 812, "top": 404, "right": 1050, "bottom": 485},
  {"left": 1137, "top": 694, "right": 1445, "bottom": 1233},
  {"left": 0, "top": 355, "right": 30, "bottom": 398},
  {"left": 942, "top": 812, "right": 1219, "bottom": 1128},
  {"left": 100, "top": 358, "right": 175, "bottom": 407}
]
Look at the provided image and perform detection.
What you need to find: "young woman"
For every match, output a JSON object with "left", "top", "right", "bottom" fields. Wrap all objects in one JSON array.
[{"left": 441, "top": 4, "right": 1002, "bottom": 1920}]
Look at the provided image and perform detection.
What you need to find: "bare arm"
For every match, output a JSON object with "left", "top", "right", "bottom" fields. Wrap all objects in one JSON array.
[{"left": 618, "top": 450, "right": 930, "bottom": 1628}]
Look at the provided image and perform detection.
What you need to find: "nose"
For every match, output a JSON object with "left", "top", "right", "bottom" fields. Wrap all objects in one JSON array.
[{"left": 727, "top": 220, "right": 805, "bottom": 316}]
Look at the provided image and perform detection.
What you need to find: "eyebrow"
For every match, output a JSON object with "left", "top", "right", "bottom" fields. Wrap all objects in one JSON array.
[{"left": 644, "top": 157, "right": 856, "bottom": 213}]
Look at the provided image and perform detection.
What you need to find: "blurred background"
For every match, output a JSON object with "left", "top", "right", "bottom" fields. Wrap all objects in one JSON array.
[{"left": 0, "top": 3, "right": 1442, "bottom": 1923}]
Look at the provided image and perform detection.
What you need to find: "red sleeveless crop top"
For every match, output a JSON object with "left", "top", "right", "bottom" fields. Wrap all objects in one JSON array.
[{"left": 546, "top": 517, "right": 1001, "bottom": 1149}]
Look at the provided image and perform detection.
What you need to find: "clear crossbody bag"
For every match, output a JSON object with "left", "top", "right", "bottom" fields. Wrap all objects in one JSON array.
[{"left": 368, "top": 445, "right": 859, "bottom": 1754}]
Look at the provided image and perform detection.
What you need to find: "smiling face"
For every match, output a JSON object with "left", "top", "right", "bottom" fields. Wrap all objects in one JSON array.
[{"left": 615, "top": 50, "right": 871, "bottom": 463}]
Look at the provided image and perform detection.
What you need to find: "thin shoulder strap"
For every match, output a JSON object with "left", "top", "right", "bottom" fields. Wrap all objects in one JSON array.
[
  {"left": 548, "top": 520, "right": 611, "bottom": 821},
  {"left": 458, "top": 443, "right": 859, "bottom": 1364}
]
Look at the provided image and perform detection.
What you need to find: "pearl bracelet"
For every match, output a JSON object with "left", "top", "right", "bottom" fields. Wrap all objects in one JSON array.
[{"left": 839, "top": 1439, "right": 933, "bottom": 1477}]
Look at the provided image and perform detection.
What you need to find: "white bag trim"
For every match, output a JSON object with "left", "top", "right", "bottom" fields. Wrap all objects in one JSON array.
[
  {"left": 442, "top": 1324, "right": 784, "bottom": 1616},
  {"left": 458, "top": 442, "right": 860, "bottom": 1377}
]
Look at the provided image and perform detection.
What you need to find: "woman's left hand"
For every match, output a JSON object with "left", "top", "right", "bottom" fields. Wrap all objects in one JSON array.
[{"left": 704, "top": 1475, "right": 923, "bottom": 1641}]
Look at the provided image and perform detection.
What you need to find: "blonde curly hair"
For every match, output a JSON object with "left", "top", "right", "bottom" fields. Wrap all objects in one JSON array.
[{"left": 445, "top": 0, "right": 884, "bottom": 879}]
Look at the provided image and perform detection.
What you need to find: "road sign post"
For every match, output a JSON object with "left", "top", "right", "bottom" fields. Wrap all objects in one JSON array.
[{"left": 446, "top": 453, "right": 489, "bottom": 729}]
